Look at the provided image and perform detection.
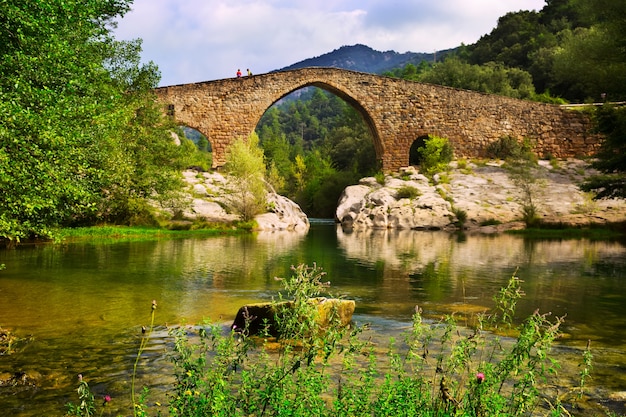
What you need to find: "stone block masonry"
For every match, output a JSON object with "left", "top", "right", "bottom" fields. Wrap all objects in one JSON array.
[{"left": 155, "top": 67, "right": 601, "bottom": 172}]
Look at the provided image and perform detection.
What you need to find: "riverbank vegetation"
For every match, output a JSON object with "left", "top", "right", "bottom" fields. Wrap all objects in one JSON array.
[
  {"left": 0, "top": 1, "right": 210, "bottom": 244},
  {"left": 55, "top": 224, "right": 251, "bottom": 244},
  {"left": 66, "top": 264, "right": 602, "bottom": 416}
]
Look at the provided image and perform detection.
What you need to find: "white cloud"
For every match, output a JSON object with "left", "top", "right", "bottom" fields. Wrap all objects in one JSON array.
[{"left": 113, "top": 0, "right": 546, "bottom": 86}]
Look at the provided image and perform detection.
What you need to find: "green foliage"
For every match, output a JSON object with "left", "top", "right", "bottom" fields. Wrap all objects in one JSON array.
[
  {"left": 257, "top": 88, "right": 379, "bottom": 217},
  {"left": 0, "top": 0, "right": 188, "bottom": 242},
  {"left": 480, "top": 218, "right": 502, "bottom": 227},
  {"left": 581, "top": 105, "right": 626, "bottom": 199},
  {"left": 224, "top": 133, "right": 267, "bottom": 221},
  {"left": 453, "top": 207, "right": 468, "bottom": 228},
  {"left": 387, "top": 1, "right": 626, "bottom": 103},
  {"left": 486, "top": 136, "right": 534, "bottom": 160},
  {"left": 297, "top": 150, "right": 359, "bottom": 217},
  {"left": 419, "top": 56, "right": 537, "bottom": 100},
  {"left": 383, "top": 60, "right": 432, "bottom": 80},
  {"left": 504, "top": 144, "right": 544, "bottom": 227},
  {"left": 417, "top": 135, "right": 454, "bottom": 177},
  {"left": 177, "top": 137, "right": 212, "bottom": 172},
  {"left": 65, "top": 375, "right": 97, "bottom": 417}
]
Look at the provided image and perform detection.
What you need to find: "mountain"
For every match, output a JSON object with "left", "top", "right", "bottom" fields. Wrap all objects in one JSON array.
[{"left": 277, "top": 44, "right": 456, "bottom": 74}]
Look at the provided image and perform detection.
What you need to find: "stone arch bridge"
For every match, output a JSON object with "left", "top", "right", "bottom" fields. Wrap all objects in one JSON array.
[{"left": 155, "top": 67, "right": 599, "bottom": 172}]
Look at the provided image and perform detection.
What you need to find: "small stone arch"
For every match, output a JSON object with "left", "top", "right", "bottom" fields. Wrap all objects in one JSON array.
[{"left": 409, "top": 134, "right": 430, "bottom": 166}]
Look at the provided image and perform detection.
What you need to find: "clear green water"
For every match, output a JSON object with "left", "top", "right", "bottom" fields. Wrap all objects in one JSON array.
[{"left": 1, "top": 224, "right": 625, "bottom": 416}]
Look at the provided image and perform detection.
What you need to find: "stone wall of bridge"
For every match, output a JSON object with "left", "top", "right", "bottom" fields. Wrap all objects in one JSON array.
[{"left": 155, "top": 68, "right": 600, "bottom": 172}]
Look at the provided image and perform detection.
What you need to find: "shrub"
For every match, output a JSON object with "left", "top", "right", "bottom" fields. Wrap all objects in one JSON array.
[
  {"left": 486, "top": 136, "right": 535, "bottom": 161},
  {"left": 396, "top": 185, "right": 420, "bottom": 200},
  {"left": 417, "top": 135, "right": 454, "bottom": 177},
  {"left": 480, "top": 218, "right": 502, "bottom": 226},
  {"left": 374, "top": 172, "right": 386, "bottom": 185},
  {"left": 453, "top": 207, "right": 468, "bottom": 227},
  {"left": 224, "top": 133, "right": 267, "bottom": 222}
]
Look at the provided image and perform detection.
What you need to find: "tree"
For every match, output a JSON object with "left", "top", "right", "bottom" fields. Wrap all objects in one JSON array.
[
  {"left": 0, "top": 0, "right": 186, "bottom": 242},
  {"left": 416, "top": 135, "right": 454, "bottom": 177},
  {"left": 418, "top": 56, "right": 537, "bottom": 100},
  {"left": 224, "top": 133, "right": 267, "bottom": 222},
  {"left": 581, "top": 105, "right": 626, "bottom": 199},
  {"left": 550, "top": 6, "right": 626, "bottom": 102}
]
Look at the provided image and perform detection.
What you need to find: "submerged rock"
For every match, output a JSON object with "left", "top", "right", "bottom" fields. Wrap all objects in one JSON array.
[{"left": 231, "top": 298, "right": 356, "bottom": 337}]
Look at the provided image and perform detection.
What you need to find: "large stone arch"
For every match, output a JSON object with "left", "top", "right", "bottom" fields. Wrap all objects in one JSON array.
[
  {"left": 255, "top": 81, "right": 383, "bottom": 160},
  {"left": 155, "top": 67, "right": 601, "bottom": 172}
]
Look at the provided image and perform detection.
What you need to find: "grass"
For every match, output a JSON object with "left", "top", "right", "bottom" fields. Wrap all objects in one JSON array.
[{"left": 56, "top": 224, "right": 250, "bottom": 244}]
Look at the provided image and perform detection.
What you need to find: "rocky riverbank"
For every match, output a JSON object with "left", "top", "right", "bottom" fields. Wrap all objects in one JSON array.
[
  {"left": 176, "top": 159, "right": 626, "bottom": 234},
  {"left": 336, "top": 159, "right": 626, "bottom": 233},
  {"left": 178, "top": 169, "right": 310, "bottom": 232}
]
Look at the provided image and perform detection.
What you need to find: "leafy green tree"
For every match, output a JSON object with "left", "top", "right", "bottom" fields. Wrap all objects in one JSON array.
[
  {"left": 581, "top": 105, "right": 626, "bottom": 198},
  {"left": 550, "top": 0, "right": 626, "bottom": 101},
  {"left": 224, "top": 133, "right": 267, "bottom": 222},
  {"left": 416, "top": 135, "right": 454, "bottom": 177},
  {"left": 0, "top": 0, "right": 186, "bottom": 242},
  {"left": 418, "top": 56, "right": 537, "bottom": 100}
]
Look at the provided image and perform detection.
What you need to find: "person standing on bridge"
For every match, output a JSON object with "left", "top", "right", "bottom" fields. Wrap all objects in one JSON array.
[
  {"left": 247, "top": 68, "right": 252, "bottom": 76},
  {"left": 236, "top": 69, "right": 242, "bottom": 78}
]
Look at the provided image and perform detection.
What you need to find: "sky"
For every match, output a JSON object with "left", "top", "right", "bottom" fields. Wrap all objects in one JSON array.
[{"left": 113, "top": 0, "right": 547, "bottom": 87}]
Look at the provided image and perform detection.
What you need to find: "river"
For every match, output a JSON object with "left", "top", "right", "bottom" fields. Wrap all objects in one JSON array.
[{"left": 1, "top": 223, "right": 625, "bottom": 416}]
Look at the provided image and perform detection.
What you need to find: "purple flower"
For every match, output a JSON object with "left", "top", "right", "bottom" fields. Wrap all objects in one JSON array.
[
  {"left": 476, "top": 372, "right": 485, "bottom": 384},
  {"left": 103, "top": 395, "right": 111, "bottom": 403}
]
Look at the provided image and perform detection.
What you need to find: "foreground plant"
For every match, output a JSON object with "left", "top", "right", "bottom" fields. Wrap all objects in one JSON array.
[
  {"left": 65, "top": 374, "right": 111, "bottom": 417},
  {"left": 67, "top": 265, "right": 598, "bottom": 416}
]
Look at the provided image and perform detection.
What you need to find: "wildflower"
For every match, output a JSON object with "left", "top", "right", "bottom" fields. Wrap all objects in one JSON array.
[
  {"left": 152, "top": 300, "right": 157, "bottom": 310},
  {"left": 476, "top": 372, "right": 485, "bottom": 384},
  {"left": 103, "top": 394, "right": 111, "bottom": 406}
]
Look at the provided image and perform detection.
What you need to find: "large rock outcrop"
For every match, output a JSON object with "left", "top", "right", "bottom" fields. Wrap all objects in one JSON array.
[
  {"left": 177, "top": 170, "right": 310, "bottom": 232},
  {"left": 336, "top": 167, "right": 456, "bottom": 231},
  {"left": 337, "top": 160, "right": 626, "bottom": 232}
]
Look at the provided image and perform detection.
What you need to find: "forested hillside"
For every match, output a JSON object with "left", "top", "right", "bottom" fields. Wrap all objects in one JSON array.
[
  {"left": 278, "top": 44, "right": 454, "bottom": 74},
  {"left": 386, "top": 0, "right": 626, "bottom": 103}
]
